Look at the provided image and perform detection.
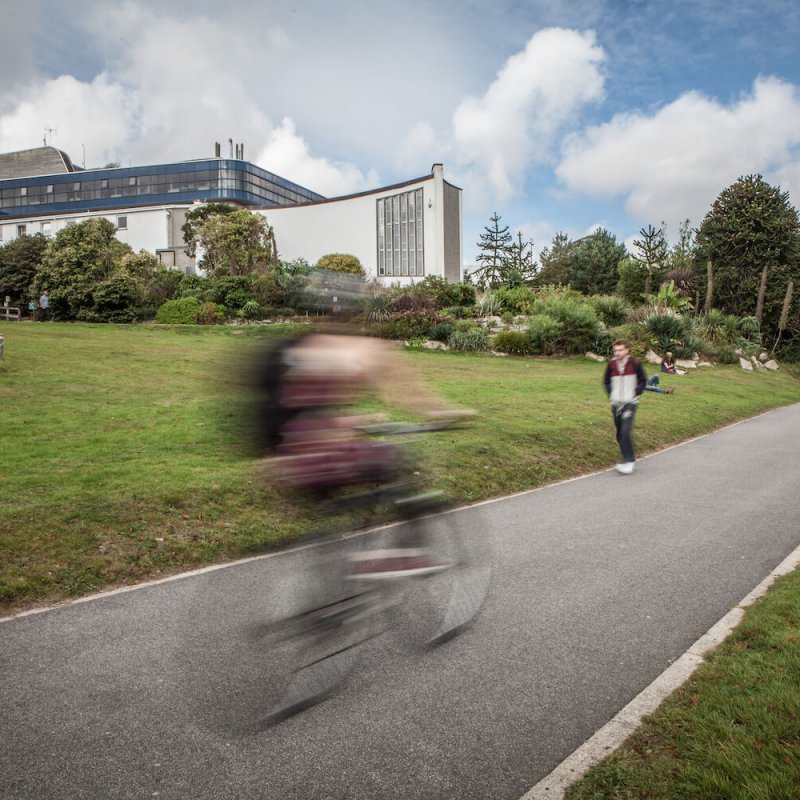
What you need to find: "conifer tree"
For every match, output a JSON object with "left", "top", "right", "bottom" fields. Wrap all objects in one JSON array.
[{"left": 472, "top": 212, "right": 512, "bottom": 289}]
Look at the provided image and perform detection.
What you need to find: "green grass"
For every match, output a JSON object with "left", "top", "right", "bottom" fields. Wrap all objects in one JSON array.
[
  {"left": 1, "top": 322, "right": 799, "bottom": 613},
  {"left": 565, "top": 567, "right": 800, "bottom": 800}
]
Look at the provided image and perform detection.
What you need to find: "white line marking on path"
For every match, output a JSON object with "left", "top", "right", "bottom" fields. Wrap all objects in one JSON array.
[{"left": 519, "top": 541, "right": 800, "bottom": 800}]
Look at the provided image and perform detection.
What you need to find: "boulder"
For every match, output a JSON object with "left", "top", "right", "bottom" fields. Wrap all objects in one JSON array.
[
  {"left": 696, "top": 361, "right": 714, "bottom": 367},
  {"left": 758, "top": 352, "right": 769, "bottom": 363},
  {"left": 645, "top": 349, "right": 662, "bottom": 365},
  {"left": 490, "top": 351, "right": 508, "bottom": 357},
  {"left": 739, "top": 357, "right": 753, "bottom": 371},
  {"left": 735, "top": 347, "right": 745, "bottom": 357},
  {"left": 585, "top": 351, "right": 606, "bottom": 362},
  {"left": 675, "top": 358, "right": 697, "bottom": 369},
  {"left": 423, "top": 340, "right": 448, "bottom": 350},
  {"left": 752, "top": 358, "right": 766, "bottom": 371},
  {"left": 764, "top": 360, "right": 779, "bottom": 370}
]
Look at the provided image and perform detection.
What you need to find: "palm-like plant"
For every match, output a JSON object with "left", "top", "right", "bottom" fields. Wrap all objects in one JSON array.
[{"left": 478, "top": 292, "right": 502, "bottom": 316}]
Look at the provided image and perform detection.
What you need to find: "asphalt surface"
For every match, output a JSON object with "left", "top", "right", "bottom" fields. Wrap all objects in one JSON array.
[{"left": 3, "top": 403, "right": 800, "bottom": 800}]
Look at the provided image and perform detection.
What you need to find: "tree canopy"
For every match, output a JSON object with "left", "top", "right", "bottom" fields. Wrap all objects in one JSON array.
[
  {"left": 197, "top": 209, "right": 277, "bottom": 277},
  {"left": 569, "top": 229, "right": 627, "bottom": 296},
  {"left": 0, "top": 232, "right": 49, "bottom": 305},
  {"left": 696, "top": 174, "right": 800, "bottom": 339}
]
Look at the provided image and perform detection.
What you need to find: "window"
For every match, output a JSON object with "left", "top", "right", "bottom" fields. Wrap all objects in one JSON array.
[
  {"left": 17, "top": 224, "right": 27, "bottom": 237},
  {"left": 41, "top": 221, "right": 52, "bottom": 236},
  {"left": 117, "top": 216, "right": 128, "bottom": 230},
  {"left": 377, "top": 188, "right": 424, "bottom": 277},
  {"left": 157, "top": 250, "right": 176, "bottom": 267},
  {"left": 20, "top": 187, "right": 27, "bottom": 197},
  {"left": 46, "top": 184, "right": 54, "bottom": 194}
]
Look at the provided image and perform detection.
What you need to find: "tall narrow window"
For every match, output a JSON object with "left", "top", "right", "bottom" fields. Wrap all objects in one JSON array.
[{"left": 376, "top": 188, "right": 424, "bottom": 277}]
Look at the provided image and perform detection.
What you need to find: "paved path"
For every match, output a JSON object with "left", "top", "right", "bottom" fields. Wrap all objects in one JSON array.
[{"left": 3, "top": 404, "right": 800, "bottom": 800}]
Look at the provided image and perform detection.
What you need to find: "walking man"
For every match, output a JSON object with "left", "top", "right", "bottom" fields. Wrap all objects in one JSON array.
[{"left": 603, "top": 339, "right": 647, "bottom": 474}]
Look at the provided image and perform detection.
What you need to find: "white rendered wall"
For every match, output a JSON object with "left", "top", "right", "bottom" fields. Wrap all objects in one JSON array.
[
  {"left": 262, "top": 169, "right": 453, "bottom": 284},
  {"left": 0, "top": 206, "right": 187, "bottom": 264}
]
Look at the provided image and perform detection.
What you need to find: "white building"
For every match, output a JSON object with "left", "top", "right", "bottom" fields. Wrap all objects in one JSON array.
[{"left": 0, "top": 147, "right": 462, "bottom": 284}]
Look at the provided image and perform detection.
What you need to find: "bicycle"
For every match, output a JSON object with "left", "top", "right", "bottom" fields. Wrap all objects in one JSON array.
[{"left": 253, "top": 419, "right": 491, "bottom": 726}]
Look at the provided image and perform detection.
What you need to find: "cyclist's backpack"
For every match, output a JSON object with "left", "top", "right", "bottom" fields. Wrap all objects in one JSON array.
[{"left": 248, "top": 333, "right": 307, "bottom": 455}]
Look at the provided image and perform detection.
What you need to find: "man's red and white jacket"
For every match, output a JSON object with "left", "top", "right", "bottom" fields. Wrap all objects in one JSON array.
[{"left": 603, "top": 356, "right": 647, "bottom": 406}]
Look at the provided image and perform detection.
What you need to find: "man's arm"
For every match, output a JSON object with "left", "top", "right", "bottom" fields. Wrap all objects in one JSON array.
[
  {"left": 635, "top": 360, "right": 647, "bottom": 396},
  {"left": 603, "top": 362, "right": 612, "bottom": 396}
]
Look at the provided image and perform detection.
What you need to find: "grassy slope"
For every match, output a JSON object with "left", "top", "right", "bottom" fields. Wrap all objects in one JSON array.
[{"left": 2, "top": 322, "right": 799, "bottom": 612}]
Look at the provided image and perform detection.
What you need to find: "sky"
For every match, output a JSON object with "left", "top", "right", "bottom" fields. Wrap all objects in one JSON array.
[{"left": 2, "top": 0, "right": 800, "bottom": 265}]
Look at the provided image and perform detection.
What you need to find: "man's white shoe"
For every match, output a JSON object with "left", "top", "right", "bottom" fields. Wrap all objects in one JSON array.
[{"left": 615, "top": 462, "right": 635, "bottom": 474}]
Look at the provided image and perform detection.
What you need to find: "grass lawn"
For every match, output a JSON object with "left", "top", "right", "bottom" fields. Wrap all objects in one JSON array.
[
  {"left": 2, "top": 321, "right": 800, "bottom": 613},
  {"left": 565, "top": 566, "right": 800, "bottom": 799}
]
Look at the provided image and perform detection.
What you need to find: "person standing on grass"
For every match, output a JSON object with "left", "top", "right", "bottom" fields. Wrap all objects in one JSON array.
[
  {"left": 38, "top": 290, "right": 49, "bottom": 321},
  {"left": 603, "top": 339, "right": 647, "bottom": 474}
]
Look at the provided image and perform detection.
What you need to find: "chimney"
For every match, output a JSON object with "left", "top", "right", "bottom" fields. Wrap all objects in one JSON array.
[{"left": 214, "top": 141, "right": 221, "bottom": 157}]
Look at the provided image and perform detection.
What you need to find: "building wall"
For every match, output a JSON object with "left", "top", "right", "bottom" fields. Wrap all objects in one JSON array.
[
  {"left": 0, "top": 167, "right": 463, "bottom": 284},
  {"left": 262, "top": 168, "right": 461, "bottom": 284}
]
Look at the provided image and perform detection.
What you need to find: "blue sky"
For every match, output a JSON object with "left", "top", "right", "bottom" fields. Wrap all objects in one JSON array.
[{"left": 2, "top": 0, "right": 800, "bottom": 264}]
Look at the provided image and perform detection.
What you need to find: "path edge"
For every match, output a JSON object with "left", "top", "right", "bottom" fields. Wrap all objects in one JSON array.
[{"left": 519, "top": 540, "right": 800, "bottom": 799}]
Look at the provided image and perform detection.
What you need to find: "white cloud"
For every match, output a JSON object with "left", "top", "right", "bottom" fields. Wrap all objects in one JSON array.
[
  {"left": 256, "top": 118, "right": 377, "bottom": 197},
  {"left": 447, "top": 28, "right": 606, "bottom": 206},
  {"left": 556, "top": 76, "right": 800, "bottom": 230},
  {"left": 0, "top": 1, "right": 374, "bottom": 196}
]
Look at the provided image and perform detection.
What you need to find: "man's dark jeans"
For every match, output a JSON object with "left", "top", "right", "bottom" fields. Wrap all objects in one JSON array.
[{"left": 611, "top": 402, "right": 637, "bottom": 463}]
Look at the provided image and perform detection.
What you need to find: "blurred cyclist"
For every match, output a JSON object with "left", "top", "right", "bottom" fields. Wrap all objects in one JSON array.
[{"left": 249, "top": 270, "right": 469, "bottom": 577}]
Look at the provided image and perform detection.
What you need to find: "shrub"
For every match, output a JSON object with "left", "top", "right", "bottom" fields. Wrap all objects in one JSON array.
[
  {"left": 380, "top": 310, "right": 439, "bottom": 340},
  {"left": 449, "top": 328, "right": 490, "bottom": 352},
  {"left": 317, "top": 253, "right": 365, "bottom": 276},
  {"left": 196, "top": 302, "right": 225, "bottom": 325},
  {"left": 90, "top": 271, "right": 143, "bottom": 323},
  {"left": 590, "top": 294, "right": 631, "bottom": 327},
  {"left": 527, "top": 314, "right": 563, "bottom": 355},
  {"left": 413, "top": 276, "right": 475, "bottom": 308},
  {"left": 592, "top": 329, "right": 614, "bottom": 358},
  {"left": 715, "top": 345, "right": 739, "bottom": 364},
  {"left": 442, "top": 305, "right": 471, "bottom": 319},
  {"left": 501, "top": 311, "right": 514, "bottom": 324},
  {"left": 492, "top": 330, "right": 532, "bottom": 355},
  {"left": 532, "top": 296, "right": 600, "bottom": 354},
  {"left": 203, "top": 275, "right": 255, "bottom": 311},
  {"left": 390, "top": 289, "right": 437, "bottom": 313},
  {"left": 156, "top": 296, "right": 202, "bottom": 324},
  {"left": 428, "top": 322, "right": 455, "bottom": 342},
  {"left": 495, "top": 285, "right": 537, "bottom": 314},
  {"left": 239, "top": 300, "right": 263, "bottom": 319}
]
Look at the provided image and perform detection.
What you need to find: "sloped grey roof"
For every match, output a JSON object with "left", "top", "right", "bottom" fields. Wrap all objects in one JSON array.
[{"left": 0, "top": 147, "right": 76, "bottom": 180}]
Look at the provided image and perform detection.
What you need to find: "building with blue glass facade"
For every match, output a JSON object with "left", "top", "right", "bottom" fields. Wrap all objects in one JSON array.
[{"left": 0, "top": 147, "right": 462, "bottom": 282}]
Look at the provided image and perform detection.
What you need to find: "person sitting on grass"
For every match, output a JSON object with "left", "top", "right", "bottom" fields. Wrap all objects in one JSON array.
[
  {"left": 645, "top": 374, "right": 673, "bottom": 395},
  {"left": 661, "top": 352, "right": 677, "bottom": 373}
]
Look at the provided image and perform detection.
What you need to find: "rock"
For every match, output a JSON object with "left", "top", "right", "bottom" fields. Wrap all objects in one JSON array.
[
  {"left": 483, "top": 315, "right": 503, "bottom": 327},
  {"left": 675, "top": 358, "right": 697, "bottom": 369},
  {"left": 752, "top": 359, "right": 766, "bottom": 371},
  {"left": 491, "top": 350, "right": 508, "bottom": 357},
  {"left": 645, "top": 349, "right": 662, "bottom": 365},
  {"left": 758, "top": 352, "right": 769, "bottom": 362},
  {"left": 735, "top": 347, "right": 745, "bottom": 357},
  {"left": 764, "top": 360, "right": 779, "bottom": 370},
  {"left": 692, "top": 352, "right": 700, "bottom": 360},
  {"left": 423, "top": 340, "right": 448, "bottom": 350},
  {"left": 585, "top": 351, "right": 606, "bottom": 362},
  {"left": 696, "top": 361, "right": 714, "bottom": 367},
  {"left": 739, "top": 357, "right": 753, "bottom": 371}
]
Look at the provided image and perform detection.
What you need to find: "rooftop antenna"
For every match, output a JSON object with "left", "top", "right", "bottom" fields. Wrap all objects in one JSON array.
[
  {"left": 43, "top": 127, "right": 57, "bottom": 146},
  {"left": 229, "top": 138, "right": 233, "bottom": 158}
]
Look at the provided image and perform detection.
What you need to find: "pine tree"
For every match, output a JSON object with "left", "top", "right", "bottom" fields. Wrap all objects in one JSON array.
[
  {"left": 472, "top": 212, "right": 512, "bottom": 289},
  {"left": 537, "top": 232, "right": 573, "bottom": 285},
  {"left": 633, "top": 223, "right": 668, "bottom": 296},
  {"left": 503, "top": 231, "right": 538, "bottom": 286}
]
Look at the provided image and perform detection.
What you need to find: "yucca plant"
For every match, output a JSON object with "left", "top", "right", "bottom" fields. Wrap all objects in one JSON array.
[
  {"left": 478, "top": 292, "right": 502, "bottom": 316},
  {"left": 703, "top": 308, "right": 725, "bottom": 341},
  {"left": 365, "top": 292, "right": 392, "bottom": 324},
  {"left": 590, "top": 295, "right": 631, "bottom": 327},
  {"left": 643, "top": 310, "right": 686, "bottom": 353}
]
